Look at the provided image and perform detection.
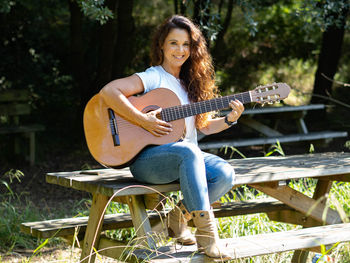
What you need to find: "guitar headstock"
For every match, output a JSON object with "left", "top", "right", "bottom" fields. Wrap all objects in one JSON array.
[{"left": 251, "top": 83, "right": 291, "bottom": 105}]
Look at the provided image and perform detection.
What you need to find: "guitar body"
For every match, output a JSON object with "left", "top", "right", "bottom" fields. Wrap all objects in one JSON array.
[{"left": 83, "top": 88, "right": 185, "bottom": 168}]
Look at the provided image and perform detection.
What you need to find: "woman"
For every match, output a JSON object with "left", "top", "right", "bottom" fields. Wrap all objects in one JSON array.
[{"left": 100, "top": 15, "right": 244, "bottom": 259}]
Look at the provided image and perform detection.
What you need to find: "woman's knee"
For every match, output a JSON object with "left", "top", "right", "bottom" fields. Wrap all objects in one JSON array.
[{"left": 170, "top": 142, "right": 203, "bottom": 163}]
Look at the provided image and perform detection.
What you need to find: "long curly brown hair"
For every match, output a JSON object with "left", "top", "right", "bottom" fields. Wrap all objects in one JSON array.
[{"left": 150, "top": 15, "right": 218, "bottom": 129}]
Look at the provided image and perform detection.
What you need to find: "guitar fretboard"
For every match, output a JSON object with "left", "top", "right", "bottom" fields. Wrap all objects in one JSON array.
[{"left": 161, "top": 91, "right": 251, "bottom": 122}]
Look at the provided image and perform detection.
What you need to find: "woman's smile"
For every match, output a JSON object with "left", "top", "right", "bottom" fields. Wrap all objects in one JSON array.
[{"left": 161, "top": 28, "right": 190, "bottom": 77}]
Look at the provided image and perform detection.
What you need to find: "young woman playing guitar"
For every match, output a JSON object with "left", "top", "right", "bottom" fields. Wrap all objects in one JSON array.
[{"left": 99, "top": 15, "right": 244, "bottom": 260}]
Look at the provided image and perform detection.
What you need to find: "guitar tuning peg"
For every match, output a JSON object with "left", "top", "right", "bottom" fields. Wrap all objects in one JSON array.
[
  {"left": 268, "top": 101, "right": 273, "bottom": 105},
  {"left": 276, "top": 100, "right": 280, "bottom": 104}
]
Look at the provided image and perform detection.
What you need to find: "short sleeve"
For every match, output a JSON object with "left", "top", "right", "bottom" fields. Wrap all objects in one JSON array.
[{"left": 135, "top": 67, "right": 161, "bottom": 93}]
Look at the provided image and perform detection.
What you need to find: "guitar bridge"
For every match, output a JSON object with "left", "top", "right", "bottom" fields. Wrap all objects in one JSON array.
[{"left": 108, "top": 108, "right": 120, "bottom": 146}]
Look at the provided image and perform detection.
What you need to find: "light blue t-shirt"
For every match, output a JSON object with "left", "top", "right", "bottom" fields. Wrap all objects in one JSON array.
[{"left": 135, "top": 65, "right": 197, "bottom": 145}]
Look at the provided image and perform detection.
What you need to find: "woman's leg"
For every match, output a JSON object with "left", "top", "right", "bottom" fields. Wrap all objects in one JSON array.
[
  {"left": 202, "top": 151, "right": 236, "bottom": 204},
  {"left": 129, "top": 141, "right": 211, "bottom": 212}
]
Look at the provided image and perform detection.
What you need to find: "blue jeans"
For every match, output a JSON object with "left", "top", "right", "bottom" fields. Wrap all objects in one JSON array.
[{"left": 129, "top": 142, "right": 235, "bottom": 212}]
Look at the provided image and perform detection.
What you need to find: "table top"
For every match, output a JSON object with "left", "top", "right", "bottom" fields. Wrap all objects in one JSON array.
[{"left": 46, "top": 152, "right": 350, "bottom": 197}]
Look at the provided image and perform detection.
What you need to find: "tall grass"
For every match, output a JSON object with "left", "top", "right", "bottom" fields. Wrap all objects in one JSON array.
[
  {"left": 0, "top": 169, "right": 89, "bottom": 261},
  {"left": 0, "top": 170, "right": 43, "bottom": 253},
  {"left": 2, "top": 147, "right": 350, "bottom": 262}
]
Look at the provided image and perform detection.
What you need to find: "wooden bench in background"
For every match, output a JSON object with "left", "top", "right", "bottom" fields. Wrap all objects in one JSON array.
[
  {"left": 198, "top": 104, "right": 348, "bottom": 150},
  {"left": 0, "top": 89, "right": 45, "bottom": 165},
  {"left": 21, "top": 152, "right": 350, "bottom": 262}
]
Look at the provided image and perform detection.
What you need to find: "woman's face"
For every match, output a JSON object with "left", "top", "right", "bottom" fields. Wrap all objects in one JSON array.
[{"left": 161, "top": 28, "right": 190, "bottom": 69}]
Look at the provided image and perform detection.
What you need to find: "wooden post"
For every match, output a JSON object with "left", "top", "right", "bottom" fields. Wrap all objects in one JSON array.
[
  {"left": 291, "top": 179, "right": 334, "bottom": 263},
  {"left": 127, "top": 195, "right": 157, "bottom": 250},
  {"left": 80, "top": 193, "right": 109, "bottom": 263},
  {"left": 29, "top": 131, "right": 35, "bottom": 166}
]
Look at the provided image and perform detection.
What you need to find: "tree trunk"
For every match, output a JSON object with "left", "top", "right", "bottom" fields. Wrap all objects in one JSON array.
[
  {"left": 193, "top": 0, "right": 211, "bottom": 45},
  {"left": 311, "top": 9, "right": 349, "bottom": 105},
  {"left": 212, "top": 0, "right": 234, "bottom": 65},
  {"left": 94, "top": 0, "right": 118, "bottom": 91},
  {"left": 174, "top": 0, "right": 178, "bottom": 14},
  {"left": 69, "top": 0, "right": 89, "bottom": 104},
  {"left": 311, "top": 25, "right": 346, "bottom": 104},
  {"left": 112, "top": 0, "right": 135, "bottom": 78},
  {"left": 69, "top": 0, "right": 92, "bottom": 137}
]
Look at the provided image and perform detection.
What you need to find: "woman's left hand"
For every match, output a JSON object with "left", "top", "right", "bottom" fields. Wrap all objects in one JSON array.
[{"left": 226, "top": 100, "right": 244, "bottom": 122}]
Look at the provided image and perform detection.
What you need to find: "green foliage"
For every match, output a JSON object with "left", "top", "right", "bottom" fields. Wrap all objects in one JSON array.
[
  {"left": 0, "top": 0, "right": 15, "bottom": 13},
  {"left": 221, "top": 146, "right": 247, "bottom": 159},
  {"left": 296, "top": 0, "right": 350, "bottom": 30},
  {"left": 76, "top": 0, "right": 114, "bottom": 25},
  {"left": 104, "top": 201, "right": 135, "bottom": 242},
  {"left": 0, "top": 170, "right": 42, "bottom": 252},
  {"left": 265, "top": 140, "right": 285, "bottom": 157},
  {"left": 345, "top": 141, "right": 350, "bottom": 150},
  {"left": 257, "top": 58, "right": 317, "bottom": 105}
]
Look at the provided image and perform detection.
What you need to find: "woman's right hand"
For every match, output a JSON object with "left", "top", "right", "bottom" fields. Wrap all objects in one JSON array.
[{"left": 140, "top": 108, "right": 173, "bottom": 137}]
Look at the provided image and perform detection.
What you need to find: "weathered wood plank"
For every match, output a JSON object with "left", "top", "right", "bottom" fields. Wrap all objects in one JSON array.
[
  {"left": 21, "top": 199, "right": 292, "bottom": 239},
  {"left": 291, "top": 177, "right": 334, "bottom": 263},
  {"left": 267, "top": 210, "right": 321, "bottom": 227},
  {"left": 0, "top": 124, "right": 45, "bottom": 134},
  {"left": 198, "top": 131, "right": 348, "bottom": 150},
  {"left": 97, "top": 236, "right": 132, "bottom": 262},
  {"left": 0, "top": 103, "right": 31, "bottom": 116},
  {"left": 45, "top": 153, "right": 350, "bottom": 197},
  {"left": 127, "top": 195, "right": 157, "bottom": 250},
  {"left": 221, "top": 104, "right": 325, "bottom": 116},
  {"left": 132, "top": 223, "right": 350, "bottom": 262},
  {"left": 80, "top": 193, "right": 109, "bottom": 263},
  {"left": 0, "top": 89, "right": 30, "bottom": 102},
  {"left": 251, "top": 184, "right": 341, "bottom": 224},
  {"left": 238, "top": 117, "right": 283, "bottom": 137}
]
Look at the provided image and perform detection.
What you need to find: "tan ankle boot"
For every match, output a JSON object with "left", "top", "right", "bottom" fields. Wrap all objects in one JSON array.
[
  {"left": 192, "top": 210, "right": 233, "bottom": 260},
  {"left": 167, "top": 201, "right": 196, "bottom": 245}
]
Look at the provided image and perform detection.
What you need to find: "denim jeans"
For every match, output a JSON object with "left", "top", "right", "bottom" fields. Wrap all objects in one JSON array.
[{"left": 129, "top": 141, "right": 235, "bottom": 212}]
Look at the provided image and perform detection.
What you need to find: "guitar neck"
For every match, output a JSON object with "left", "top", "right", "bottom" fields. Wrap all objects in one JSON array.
[{"left": 161, "top": 91, "right": 252, "bottom": 122}]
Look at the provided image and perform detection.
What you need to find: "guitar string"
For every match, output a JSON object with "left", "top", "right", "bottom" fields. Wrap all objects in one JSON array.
[
  {"left": 101, "top": 86, "right": 283, "bottom": 133},
  {"left": 163, "top": 92, "right": 251, "bottom": 122},
  {"left": 112, "top": 92, "right": 252, "bottom": 128},
  {"left": 107, "top": 91, "right": 255, "bottom": 128}
]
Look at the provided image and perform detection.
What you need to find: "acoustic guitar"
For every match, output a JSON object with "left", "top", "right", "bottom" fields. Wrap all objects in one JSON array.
[{"left": 83, "top": 83, "right": 290, "bottom": 168}]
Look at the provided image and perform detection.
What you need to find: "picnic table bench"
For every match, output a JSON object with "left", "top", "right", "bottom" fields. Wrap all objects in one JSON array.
[
  {"left": 0, "top": 89, "right": 45, "bottom": 165},
  {"left": 21, "top": 152, "right": 350, "bottom": 262},
  {"left": 198, "top": 104, "right": 348, "bottom": 150}
]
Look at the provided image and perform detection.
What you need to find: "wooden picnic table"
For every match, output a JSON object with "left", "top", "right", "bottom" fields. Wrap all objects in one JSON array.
[
  {"left": 22, "top": 152, "right": 350, "bottom": 262},
  {"left": 198, "top": 104, "right": 348, "bottom": 150}
]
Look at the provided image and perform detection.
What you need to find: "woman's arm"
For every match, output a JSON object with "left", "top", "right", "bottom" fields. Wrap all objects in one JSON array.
[
  {"left": 199, "top": 100, "right": 244, "bottom": 135},
  {"left": 99, "top": 75, "right": 172, "bottom": 137}
]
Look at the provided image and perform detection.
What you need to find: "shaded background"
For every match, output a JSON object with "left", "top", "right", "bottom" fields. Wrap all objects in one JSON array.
[{"left": 0, "top": 0, "right": 349, "bottom": 167}]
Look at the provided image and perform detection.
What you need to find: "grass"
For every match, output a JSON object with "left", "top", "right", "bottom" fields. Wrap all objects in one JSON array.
[
  {"left": 2, "top": 177, "right": 350, "bottom": 262},
  {"left": 1, "top": 142, "right": 350, "bottom": 262}
]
